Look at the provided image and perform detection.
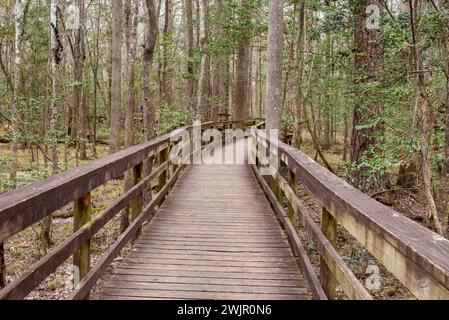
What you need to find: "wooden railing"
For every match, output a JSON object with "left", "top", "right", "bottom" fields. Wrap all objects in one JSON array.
[
  {"left": 0, "top": 119, "right": 258, "bottom": 300},
  {"left": 252, "top": 127, "right": 449, "bottom": 300}
]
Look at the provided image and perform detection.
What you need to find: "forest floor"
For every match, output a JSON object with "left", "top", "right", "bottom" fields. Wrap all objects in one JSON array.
[{"left": 0, "top": 133, "right": 439, "bottom": 300}]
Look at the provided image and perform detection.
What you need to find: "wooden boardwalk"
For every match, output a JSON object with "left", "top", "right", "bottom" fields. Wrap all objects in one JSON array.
[
  {"left": 98, "top": 163, "right": 311, "bottom": 300},
  {"left": 3, "top": 122, "right": 449, "bottom": 300}
]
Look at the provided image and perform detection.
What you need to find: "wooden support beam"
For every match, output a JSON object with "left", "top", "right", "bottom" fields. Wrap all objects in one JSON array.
[
  {"left": 73, "top": 192, "right": 91, "bottom": 297},
  {"left": 0, "top": 242, "right": 4, "bottom": 289},
  {"left": 320, "top": 206, "right": 337, "bottom": 299},
  {"left": 131, "top": 163, "right": 143, "bottom": 243},
  {"left": 158, "top": 147, "right": 168, "bottom": 190},
  {"left": 288, "top": 168, "right": 298, "bottom": 227}
]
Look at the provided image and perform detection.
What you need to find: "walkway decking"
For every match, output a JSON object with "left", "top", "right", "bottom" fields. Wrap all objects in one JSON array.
[{"left": 98, "top": 162, "right": 311, "bottom": 300}]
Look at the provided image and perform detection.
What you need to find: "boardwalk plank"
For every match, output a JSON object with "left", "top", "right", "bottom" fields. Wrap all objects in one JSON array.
[{"left": 98, "top": 162, "right": 311, "bottom": 300}]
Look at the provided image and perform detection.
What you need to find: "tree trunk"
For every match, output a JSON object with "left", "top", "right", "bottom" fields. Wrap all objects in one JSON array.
[
  {"left": 438, "top": 2, "right": 449, "bottom": 236},
  {"left": 293, "top": 0, "right": 306, "bottom": 148},
  {"left": 74, "top": 0, "right": 87, "bottom": 160},
  {"left": 184, "top": 0, "right": 195, "bottom": 113},
  {"left": 161, "top": 0, "right": 174, "bottom": 106},
  {"left": 143, "top": 0, "right": 158, "bottom": 206},
  {"left": 234, "top": 0, "right": 250, "bottom": 122},
  {"left": 40, "top": 0, "right": 63, "bottom": 248},
  {"left": 11, "top": 0, "right": 23, "bottom": 188},
  {"left": 266, "top": 0, "right": 284, "bottom": 131},
  {"left": 121, "top": 0, "right": 139, "bottom": 233},
  {"left": 195, "top": 0, "right": 207, "bottom": 120},
  {"left": 350, "top": 0, "right": 384, "bottom": 191},
  {"left": 408, "top": 0, "right": 443, "bottom": 235},
  {"left": 110, "top": 0, "right": 123, "bottom": 153}
]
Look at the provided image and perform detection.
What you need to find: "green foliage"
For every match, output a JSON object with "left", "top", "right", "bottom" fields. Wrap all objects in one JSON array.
[
  {"left": 156, "top": 104, "right": 193, "bottom": 135},
  {"left": 281, "top": 115, "right": 295, "bottom": 134}
]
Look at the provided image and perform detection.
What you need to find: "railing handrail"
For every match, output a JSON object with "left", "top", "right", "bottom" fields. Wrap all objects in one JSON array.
[{"left": 255, "top": 129, "right": 449, "bottom": 299}]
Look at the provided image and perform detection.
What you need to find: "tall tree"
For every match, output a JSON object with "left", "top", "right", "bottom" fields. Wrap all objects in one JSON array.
[
  {"left": 161, "top": 0, "right": 174, "bottom": 105},
  {"left": 266, "top": 0, "right": 284, "bottom": 130},
  {"left": 439, "top": 1, "right": 449, "bottom": 235},
  {"left": 74, "top": 0, "right": 87, "bottom": 160},
  {"left": 196, "top": 0, "right": 208, "bottom": 120},
  {"left": 234, "top": 0, "right": 250, "bottom": 122},
  {"left": 40, "top": 0, "right": 64, "bottom": 248},
  {"left": 292, "top": 0, "right": 306, "bottom": 148},
  {"left": 121, "top": 0, "right": 140, "bottom": 232},
  {"left": 350, "top": 0, "right": 384, "bottom": 191},
  {"left": 110, "top": 0, "right": 123, "bottom": 153},
  {"left": 408, "top": 0, "right": 443, "bottom": 235},
  {"left": 143, "top": 0, "right": 159, "bottom": 205},
  {"left": 10, "top": 0, "right": 24, "bottom": 187},
  {"left": 184, "top": 0, "right": 195, "bottom": 113}
]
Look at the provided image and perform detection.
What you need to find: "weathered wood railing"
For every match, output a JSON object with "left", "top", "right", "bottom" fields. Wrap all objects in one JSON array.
[
  {"left": 0, "top": 119, "right": 258, "bottom": 300},
  {"left": 252, "top": 127, "right": 449, "bottom": 300}
]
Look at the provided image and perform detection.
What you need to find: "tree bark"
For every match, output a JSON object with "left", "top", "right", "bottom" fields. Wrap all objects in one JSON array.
[
  {"left": 110, "top": 0, "right": 123, "bottom": 153},
  {"left": 266, "top": 0, "right": 284, "bottom": 131}
]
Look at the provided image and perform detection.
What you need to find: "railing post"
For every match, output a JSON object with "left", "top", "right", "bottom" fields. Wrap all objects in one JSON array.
[
  {"left": 288, "top": 168, "right": 298, "bottom": 228},
  {"left": 320, "top": 206, "right": 337, "bottom": 299},
  {"left": 131, "top": 162, "right": 143, "bottom": 243},
  {"left": 143, "top": 155, "right": 153, "bottom": 206},
  {"left": 73, "top": 192, "right": 91, "bottom": 296},
  {"left": 171, "top": 141, "right": 178, "bottom": 174},
  {"left": 266, "top": 138, "right": 281, "bottom": 201},
  {"left": 159, "top": 145, "right": 168, "bottom": 189}
]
